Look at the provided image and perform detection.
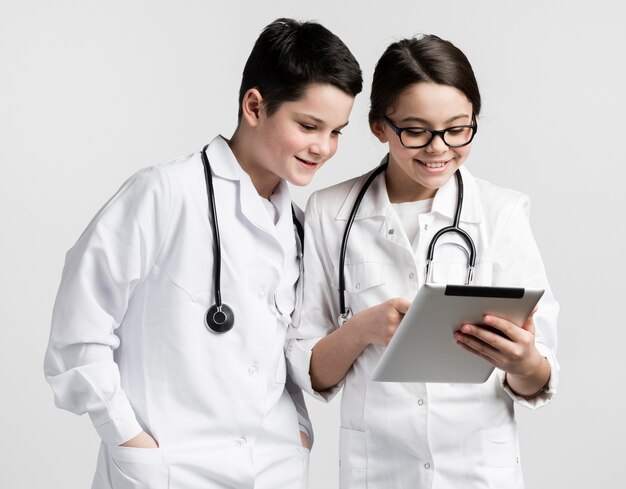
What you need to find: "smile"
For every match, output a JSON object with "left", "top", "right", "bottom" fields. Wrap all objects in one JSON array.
[
  {"left": 295, "top": 156, "right": 320, "bottom": 167},
  {"left": 416, "top": 159, "right": 449, "bottom": 169}
]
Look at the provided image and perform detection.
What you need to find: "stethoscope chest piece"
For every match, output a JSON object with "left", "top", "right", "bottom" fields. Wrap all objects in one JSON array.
[{"left": 205, "top": 304, "right": 235, "bottom": 333}]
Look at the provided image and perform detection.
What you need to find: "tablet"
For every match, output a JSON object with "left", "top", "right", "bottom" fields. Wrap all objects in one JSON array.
[{"left": 371, "top": 284, "right": 544, "bottom": 384}]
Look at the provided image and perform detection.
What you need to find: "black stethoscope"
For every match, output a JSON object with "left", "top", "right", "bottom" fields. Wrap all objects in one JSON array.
[
  {"left": 200, "top": 144, "right": 303, "bottom": 333},
  {"left": 337, "top": 156, "right": 477, "bottom": 324}
]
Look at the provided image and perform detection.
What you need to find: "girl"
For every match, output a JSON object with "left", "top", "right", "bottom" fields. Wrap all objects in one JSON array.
[{"left": 287, "top": 35, "right": 558, "bottom": 489}]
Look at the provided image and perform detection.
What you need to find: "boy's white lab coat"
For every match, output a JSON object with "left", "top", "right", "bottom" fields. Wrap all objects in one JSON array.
[
  {"left": 287, "top": 162, "right": 559, "bottom": 489},
  {"left": 45, "top": 136, "right": 311, "bottom": 489}
]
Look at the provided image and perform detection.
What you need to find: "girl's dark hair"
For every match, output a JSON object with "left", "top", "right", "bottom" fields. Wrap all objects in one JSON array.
[
  {"left": 238, "top": 18, "right": 362, "bottom": 121},
  {"left": 369, "top": 35, "right": 481, "bottom": 125}
]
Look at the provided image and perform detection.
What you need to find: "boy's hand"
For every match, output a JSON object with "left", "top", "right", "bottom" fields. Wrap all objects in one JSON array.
[
  {"left": 120, "top": 431, "right": 159, "bottom": 448},
  {"left": 300, "top": 431, "right": 310, "bottom": 449}
]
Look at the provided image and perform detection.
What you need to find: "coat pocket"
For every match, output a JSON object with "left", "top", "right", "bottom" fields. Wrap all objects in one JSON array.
[
  {"left": 341, "top": 262, "right": 387, "bottom": 294},
  {"left": 107, "top": 445, "right": 169, "bottom": 489},
  {"left": 480, "top": 422, "right": 521, "bottom": 468},
  {"left": 339, "top": 427, "right": 367, "bottom": 488}
]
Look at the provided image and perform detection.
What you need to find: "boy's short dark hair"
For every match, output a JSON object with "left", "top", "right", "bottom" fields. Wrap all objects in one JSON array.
[{"left": 238, "top": 18, "right": 362, "bottom": 121}]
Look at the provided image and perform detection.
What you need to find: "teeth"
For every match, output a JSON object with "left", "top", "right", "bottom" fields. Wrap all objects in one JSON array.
[{"left": 421, "top": 161, "right": 446, "bottom": 168}]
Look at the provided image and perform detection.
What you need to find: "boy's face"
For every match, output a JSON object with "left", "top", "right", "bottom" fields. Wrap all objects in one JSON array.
[{"left": 254, "top": 83, "right": 355, "bottom": 188}]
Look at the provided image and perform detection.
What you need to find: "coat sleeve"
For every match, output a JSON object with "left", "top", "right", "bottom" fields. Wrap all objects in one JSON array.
[
  {"left": 43, "top": 166, "right": 173, "bottom": 445},
  {"left": 286, "top": 191, "right": 344, "bottom": 403},
  {"left": 491, "top": 193, "right": 559, "bottom": 409},
  {"left": 286, "top": 373, "right": 314, "bottom": 446}
]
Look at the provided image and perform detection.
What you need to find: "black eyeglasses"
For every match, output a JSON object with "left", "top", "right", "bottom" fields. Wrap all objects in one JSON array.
[{"left": 383, "top": 116, "right": 478, "bottom": 149}]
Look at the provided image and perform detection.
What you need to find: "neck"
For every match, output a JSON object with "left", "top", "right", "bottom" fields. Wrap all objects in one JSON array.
[{"left": 229, "top": 128, "right": 279, "bottom": 199}]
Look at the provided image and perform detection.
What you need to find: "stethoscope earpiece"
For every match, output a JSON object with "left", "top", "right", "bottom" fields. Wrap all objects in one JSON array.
[{"left": 205, "top": 304, "right": 235, "bottom": 333}]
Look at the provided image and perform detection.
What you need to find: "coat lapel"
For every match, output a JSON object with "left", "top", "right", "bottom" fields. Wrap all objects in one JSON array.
[{"left": 205, "top": 135, "right": 277, "bottom": 238}]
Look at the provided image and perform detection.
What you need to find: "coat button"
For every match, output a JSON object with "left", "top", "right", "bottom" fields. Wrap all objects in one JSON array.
[
  {"left": 424, "top": 463, "right": 431, "bottom": 469},
  {"left": 409, "top": 272, "right": 415, "bottom": 280},
  {"left": 236, "top": 437, "right": 247, "bottom": 448},
  {"left": 388, "top": 228, "right": 395, "bottom": 235},
  {"left": 417, "top": 399, "right": 424, "bottom": 406},
  {"left": 248, "top": 365, "right": 259, "bottom": 377}
]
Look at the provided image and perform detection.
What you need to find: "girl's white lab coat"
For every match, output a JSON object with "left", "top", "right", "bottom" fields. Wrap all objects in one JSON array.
[
  {"left": 287, "top": 162, "right": 559, "bottom": 489},
  {"left": 45, "top": 136, "right": 311, "bottom": 489}
]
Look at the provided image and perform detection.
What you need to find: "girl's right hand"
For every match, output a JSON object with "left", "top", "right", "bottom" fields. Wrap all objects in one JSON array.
[
  {"left": 349, "top": 298, "right": 410, "bottom": 347},
  {"left": 120, "top": 431, "right": 159, "bottom": 448}
]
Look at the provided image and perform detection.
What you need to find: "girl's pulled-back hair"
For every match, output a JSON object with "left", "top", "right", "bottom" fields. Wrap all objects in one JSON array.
[{"left": 369, "top": 35, "right": 481, "bottom": 126}]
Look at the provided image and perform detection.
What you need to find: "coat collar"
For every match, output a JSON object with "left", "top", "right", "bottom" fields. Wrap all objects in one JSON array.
[
  {"left": 336, "top": 155, "right": 482, "bottom": 224},
  {"left": 204, "top": 135, "right": 240, "bottom": 181},
  {"left": 432, "top": 165, "right": 482, "bottom": 224}
]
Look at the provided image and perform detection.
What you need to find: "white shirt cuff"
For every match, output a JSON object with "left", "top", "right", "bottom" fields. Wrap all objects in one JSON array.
[
  {"left": 90, "top": 395, "right": 143, "bottom": 446},
  {"left": 286, "top": 338, "right": 343, "bottom": 402},
  {"left": 499, "top": 344, "right": 559, "bottom": 409}
]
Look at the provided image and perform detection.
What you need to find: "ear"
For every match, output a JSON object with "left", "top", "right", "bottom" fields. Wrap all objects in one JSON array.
[
  {"left": 240, "top": 88, "right": 265, "bottom": 128},
  {"left": 370, "top": 120, "right": 388, "bottom": 143}
]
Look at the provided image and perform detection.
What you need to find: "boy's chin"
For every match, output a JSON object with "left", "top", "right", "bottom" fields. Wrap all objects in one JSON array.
[{"left": 286, "top": 173, "right": 316, "bottom": 187}]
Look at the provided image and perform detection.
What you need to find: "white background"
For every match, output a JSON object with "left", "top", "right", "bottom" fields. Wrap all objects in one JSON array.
[{"left": 2, "top": 1, "right": 625, "bottom": 487}]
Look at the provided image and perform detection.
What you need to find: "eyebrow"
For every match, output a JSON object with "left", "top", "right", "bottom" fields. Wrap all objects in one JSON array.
[
  {"left": 297, "top": 113, "right": 350, "bottom": 129},
  {"left": 399, "top": 114, "right": 471, "bottom": 125}
]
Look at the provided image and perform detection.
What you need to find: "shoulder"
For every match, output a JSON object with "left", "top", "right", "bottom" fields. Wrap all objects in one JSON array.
[
  {"left": 92, "top": 151, "right": 204, "bottom": 225},
  {"left": 130, "top": 150, "right": 211, "bottom": 213},
  {"left": 306, "top": 172, "right": 371, "bottom": 217},
  {"left": 123, "top": 163, "right": 172, "bottom": 198},
  {"left": 467, "top": 170, "right": 531, "bottom": 223},
  {"left": 155, "top": 150, "right": 201, "bottom": 188}
]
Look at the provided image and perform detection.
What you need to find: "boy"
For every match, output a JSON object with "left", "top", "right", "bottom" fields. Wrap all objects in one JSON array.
[{"left": 44, "top": 18, "right": 361, "bottom": 489}]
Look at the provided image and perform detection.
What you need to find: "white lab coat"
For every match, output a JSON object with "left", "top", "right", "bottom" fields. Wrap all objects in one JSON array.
[
  {"left": 45, "top": 136, "right": 311, "bottom": 489},
  {"left": 287, "top": 161, "right": 559, "bottom": 489}
]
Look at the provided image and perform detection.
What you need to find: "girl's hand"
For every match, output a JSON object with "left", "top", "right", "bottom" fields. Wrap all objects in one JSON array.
[
  {"left": 453, "top": 308, "right": 550, "bottom": 396},
  {"left": 349, "top": 298, "right": 410, "bottom": 347},
  {"left": 310, "top": 298, "right": 410, "bottom": 392}
]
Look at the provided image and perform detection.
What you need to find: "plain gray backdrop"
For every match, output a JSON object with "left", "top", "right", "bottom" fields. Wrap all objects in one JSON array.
[{"left": 2, "top": 1, "right": 625, "bottom": 487}]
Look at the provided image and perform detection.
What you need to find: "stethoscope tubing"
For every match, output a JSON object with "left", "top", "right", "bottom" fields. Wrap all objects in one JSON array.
[
  {"left": 200, "top": 143, "right": 304, "bottom": 333},
  {"left": 338, "top": 160, "right": 388, "bottom": 321},
  {"left": 424, "top": 171, "right": 477, "bottom": 285},
  {"left": 201, "top": 144, "right": 224, "bottom": 309}
]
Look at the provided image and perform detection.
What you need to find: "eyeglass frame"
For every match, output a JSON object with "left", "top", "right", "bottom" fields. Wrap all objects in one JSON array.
[{"left": 383, "top": 116, "right": 478, "bottom": 149}]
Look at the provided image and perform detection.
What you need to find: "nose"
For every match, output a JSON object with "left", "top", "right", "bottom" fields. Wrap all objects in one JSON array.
[
  {"left": 426, "top": 132, "right": 448, "bottom": 154},
  {"left": 310, "top": 134, "right": 334, "bottom": 160}
]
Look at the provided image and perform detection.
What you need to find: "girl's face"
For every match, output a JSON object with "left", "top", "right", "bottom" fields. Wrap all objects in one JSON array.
[{"left": 371, "top": 82, "right": 475, "bottom": 202}]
